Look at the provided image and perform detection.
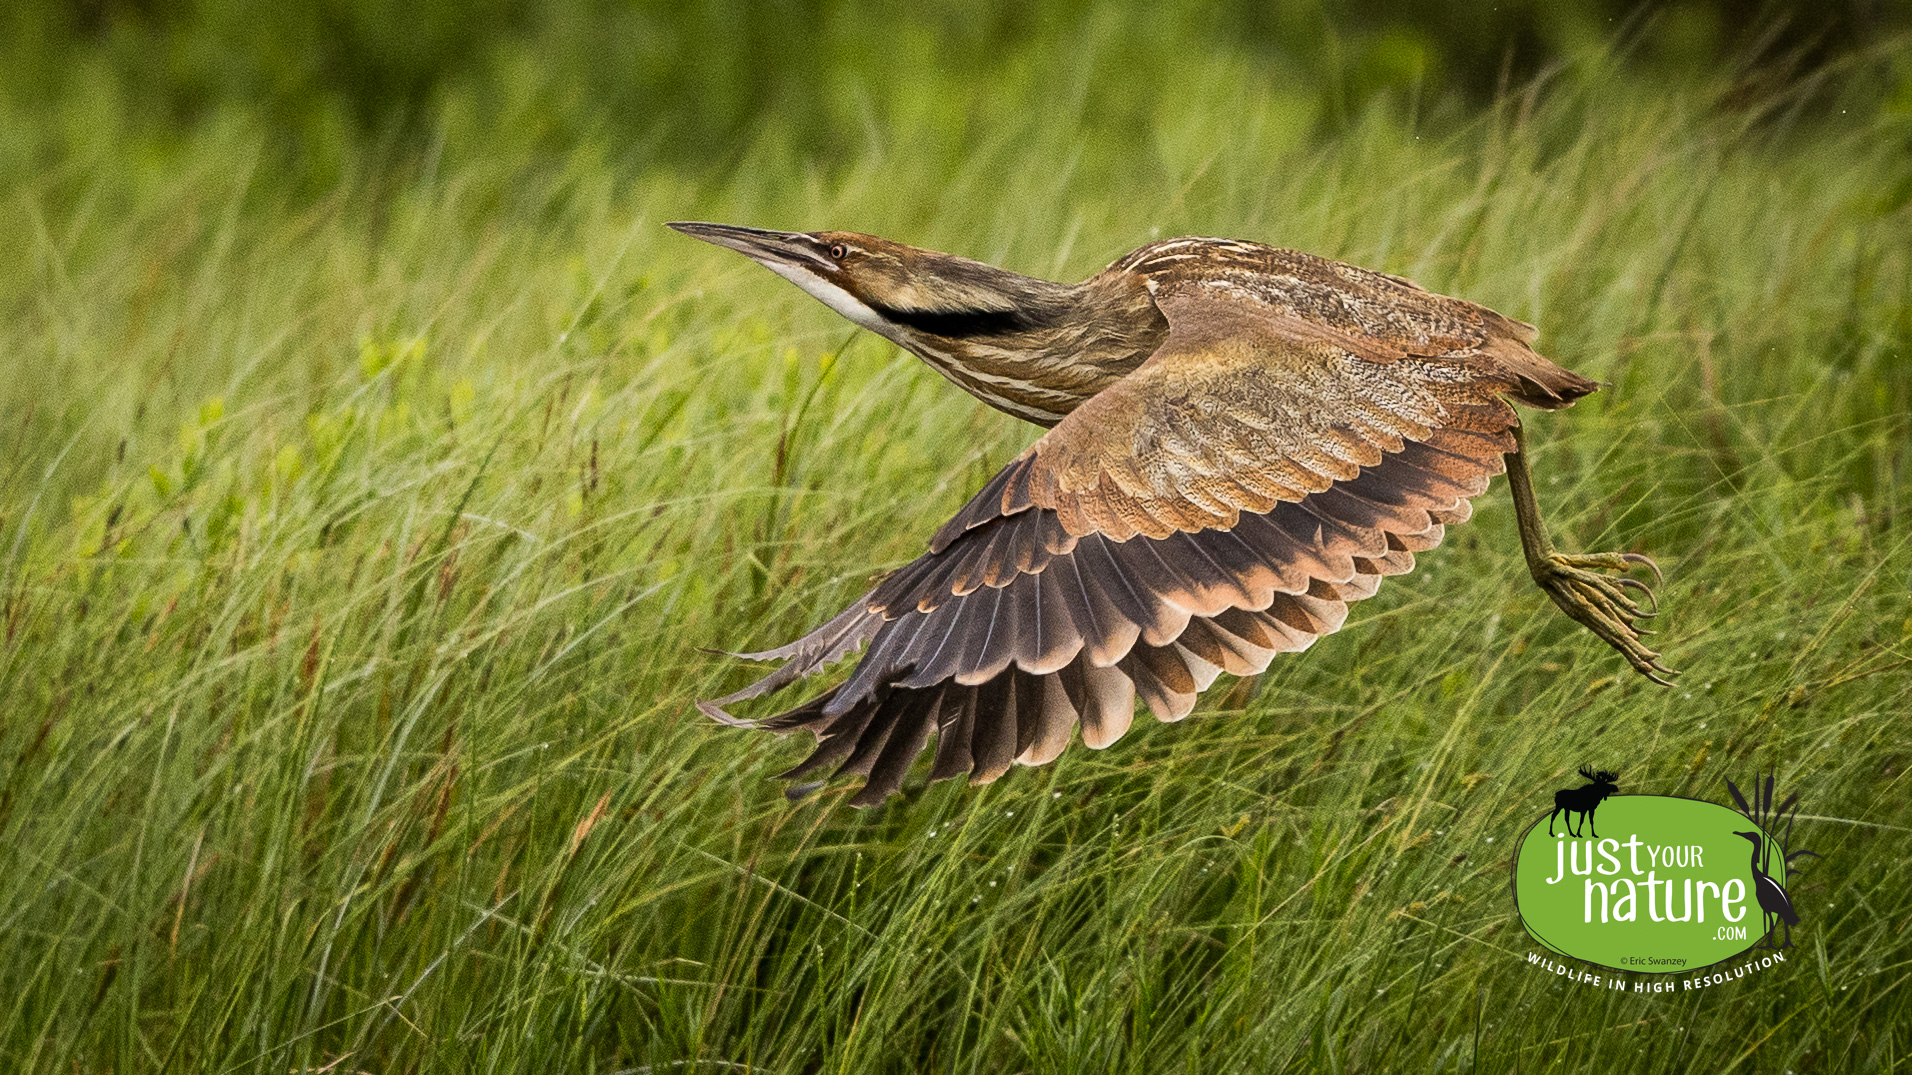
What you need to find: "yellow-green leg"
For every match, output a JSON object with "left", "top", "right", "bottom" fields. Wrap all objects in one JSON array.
[{"left": 1504, "top": 423, "right": 1677, "bottom": 685}]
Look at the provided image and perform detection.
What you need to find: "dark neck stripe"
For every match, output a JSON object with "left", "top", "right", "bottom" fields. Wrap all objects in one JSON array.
[{"left": 868, "top": 301, "right": 1056, "bottom": 338}]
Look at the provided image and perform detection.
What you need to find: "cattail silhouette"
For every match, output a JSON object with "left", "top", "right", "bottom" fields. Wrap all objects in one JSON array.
[{"left": 1548, "top": 766, "right": 1619, "bottom": 838}]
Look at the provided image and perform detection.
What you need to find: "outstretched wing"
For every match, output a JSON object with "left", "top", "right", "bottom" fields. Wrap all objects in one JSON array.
[{"left": 702, "top": 280, "right": 1595, "bottom": 806}]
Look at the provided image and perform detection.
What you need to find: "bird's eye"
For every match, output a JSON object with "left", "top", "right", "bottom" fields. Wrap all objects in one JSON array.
[{"left": 828, "top": 244, "right": 847, "bottom": 260}]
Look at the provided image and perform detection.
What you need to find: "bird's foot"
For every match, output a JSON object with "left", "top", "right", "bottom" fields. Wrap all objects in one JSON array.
[{"left": 1531, "top": 550, "right": 1678, "bottom": 686}]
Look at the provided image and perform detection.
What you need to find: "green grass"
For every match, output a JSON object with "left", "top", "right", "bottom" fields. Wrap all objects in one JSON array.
[{"left": 2, "top": 38, "right": 1909, "bottom": 1075}]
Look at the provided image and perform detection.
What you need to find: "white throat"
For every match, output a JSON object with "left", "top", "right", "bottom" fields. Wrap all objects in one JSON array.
[{"left": 762, "top": 261, "right": 889, "bottom": 334}]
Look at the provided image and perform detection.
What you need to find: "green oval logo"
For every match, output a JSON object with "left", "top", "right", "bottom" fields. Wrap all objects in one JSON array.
[{"left": 1513, "top": 795, "right": 1793, "bottom": 973}]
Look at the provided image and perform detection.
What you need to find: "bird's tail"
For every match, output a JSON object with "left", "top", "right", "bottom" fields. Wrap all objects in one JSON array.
[{"left": 1477, "top": 314, "right": 1600, "bottom": 409}]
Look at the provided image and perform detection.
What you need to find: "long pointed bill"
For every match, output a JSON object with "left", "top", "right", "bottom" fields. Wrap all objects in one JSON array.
[
  {"left": 667, "top": 220, "right": 888, "bottom": 332},
  {"left": 666, "top": 221, "right": 835, "bottom": 274}
]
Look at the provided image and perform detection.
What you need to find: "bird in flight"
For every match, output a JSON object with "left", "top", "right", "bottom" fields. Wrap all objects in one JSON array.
[{"left": 671, "top": 222, "right": 1674, "bottom": 806}]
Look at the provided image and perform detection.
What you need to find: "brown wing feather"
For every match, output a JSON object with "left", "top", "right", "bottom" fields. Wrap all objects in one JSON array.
[
  {"left": 702, "top": 428, "right": 1512, "bottom": 804},
  {"left": 1025, "top": 286, "right": 1581, "bottom": 541},
  {"left": 700, "top": 274, "right": 1595, "bottom": 805}
]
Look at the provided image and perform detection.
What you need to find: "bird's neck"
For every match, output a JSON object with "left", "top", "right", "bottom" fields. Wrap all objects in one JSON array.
[{"left": 887, "top": 269, "right": 1166, "bottom": 427}]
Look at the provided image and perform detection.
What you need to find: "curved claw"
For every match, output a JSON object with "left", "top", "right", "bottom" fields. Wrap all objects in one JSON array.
[
  {"left": 1619, "top": 552, "right": 1665, "bottom": 588},
  {"left": 1614, "top": 576, "right": 1660, "bottom": 614}
]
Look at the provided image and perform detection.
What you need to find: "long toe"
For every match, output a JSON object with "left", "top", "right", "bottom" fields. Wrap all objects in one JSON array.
[{"left": 1536, "top": 551, "right": 1678, "bottom": 685}]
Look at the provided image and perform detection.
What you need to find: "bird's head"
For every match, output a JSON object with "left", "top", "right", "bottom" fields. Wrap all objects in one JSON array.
[
  {"left": 1732, "top": 830, "right": 1763, "bottom": 846},
  {"left": 667, "top": 221, "right": 1071, "bottom": 347}
]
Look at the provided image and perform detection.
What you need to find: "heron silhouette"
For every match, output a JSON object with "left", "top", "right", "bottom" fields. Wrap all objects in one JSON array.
[{"left": 1733, "top": 830, "right": 1799, "bottom": 949}]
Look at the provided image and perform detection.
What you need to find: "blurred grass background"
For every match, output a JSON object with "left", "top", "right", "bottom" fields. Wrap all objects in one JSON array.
[{"left": 2, "top": 2, "right": 1910, "bottom": 1072}]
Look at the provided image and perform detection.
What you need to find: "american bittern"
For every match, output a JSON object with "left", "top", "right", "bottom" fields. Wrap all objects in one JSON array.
[{"left": 673, "top": 222, "right": 1674, "bottom": 806}]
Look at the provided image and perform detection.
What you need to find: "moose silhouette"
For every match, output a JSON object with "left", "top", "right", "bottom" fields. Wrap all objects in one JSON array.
[{"left": 1548, "top": 767, "right": 1619, "bottom": 839}]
